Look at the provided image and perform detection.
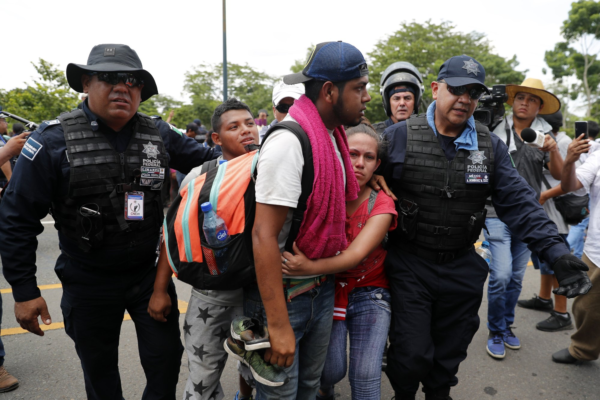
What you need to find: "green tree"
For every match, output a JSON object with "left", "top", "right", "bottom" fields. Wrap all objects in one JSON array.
[
  {"left": 545, "top": 0, "right": 600, "bottom": 118},
  {"left": 0, "top": 59, "right": 79, "bottom": 125},
  {"left": 365, "top": 21, "right": 526, "bottom": 123},
  {"left": 291, "top": 46, "right": 314, "bottom": 73},
  {"left": 138, "top": 94, "right": 183, "bottom": 120},
  {"left": 182, "top": 63, "right": 275, "bottom": 129}
]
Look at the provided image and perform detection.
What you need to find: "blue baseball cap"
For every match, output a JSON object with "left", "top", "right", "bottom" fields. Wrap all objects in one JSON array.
[
  {"left": 283, "top": 41, "right": 369, "bottom": 85},
  {"left": 437, "top": 55, "right": 489, "bottom": 92}
]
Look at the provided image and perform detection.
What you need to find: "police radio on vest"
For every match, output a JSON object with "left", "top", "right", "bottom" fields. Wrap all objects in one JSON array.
[{"left": 521, "top": 128, "right": 546, "bottom": 149}]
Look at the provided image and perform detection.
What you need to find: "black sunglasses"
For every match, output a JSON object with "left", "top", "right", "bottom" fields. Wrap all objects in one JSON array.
[
  {"left": 90, "top": 72, "right": 144, "bottom": 88},
  {"left": 275, "top": 102, "right": 293, "bottom": 114},
  {"left": 441, "top": 81, "right": 486, "bottom": 100}
]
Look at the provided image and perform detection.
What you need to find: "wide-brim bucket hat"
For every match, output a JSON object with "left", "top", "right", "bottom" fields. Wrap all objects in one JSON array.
[
  {"left": 66, "top": 44, "right": 158, "bottom": 102},
  {"left": 506, "top": 78, "right": 560, "bottom": 115}
]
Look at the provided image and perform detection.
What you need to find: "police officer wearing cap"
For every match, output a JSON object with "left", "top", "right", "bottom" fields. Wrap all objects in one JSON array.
[
  {"left": 381, "top": 55, "right": 591, "bottom": 400},
  {"left": 372, "top": 62, "right": 424, "bottom": 135},
  {"left": 0, "top": 44, "right": 219, "bottom": 399}
]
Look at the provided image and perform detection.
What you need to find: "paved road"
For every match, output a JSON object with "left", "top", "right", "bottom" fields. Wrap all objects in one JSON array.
[{"left": 0, "top": 219, "right": 598, "bottom": 399}]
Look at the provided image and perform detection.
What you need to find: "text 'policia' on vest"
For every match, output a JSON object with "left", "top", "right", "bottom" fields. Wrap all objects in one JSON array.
[
  {"left": 50, "top": 109, "right": 168, "bottom": 252},
  {"left": 392, "top": 114, "right": 494, "bottom": 263}
]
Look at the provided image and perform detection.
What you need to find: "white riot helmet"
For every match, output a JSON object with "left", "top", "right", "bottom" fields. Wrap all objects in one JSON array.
[{"left": 380, "top": 62, "right": 424, "bottom": 117}]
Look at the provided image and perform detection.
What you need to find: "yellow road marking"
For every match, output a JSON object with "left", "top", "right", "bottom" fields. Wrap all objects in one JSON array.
[
  {"left": 1, "top": 322, "right": 65, "bottom": 337},
  {"left": 0, "top": 283, "right": 62, "bottom": 294},
  {"left": 0, "top": 299, "right": 189, "bottom": 336}
]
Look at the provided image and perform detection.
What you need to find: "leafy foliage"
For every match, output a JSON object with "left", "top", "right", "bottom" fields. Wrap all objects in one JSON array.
[
  {"left": 0, "top": 59, "right": 79, "bottom": 126},
  {"left": 365, "top": 21, "right": 526, "bottom": 123},
  {"left": 545, "top": 0, "right": 600, "bottom": 118},
  {"left": 182, "top": 63, "right": 275, "bottom": 128},
  {"left": 291, "top": 46, "right": 314, "bottom": 73}
]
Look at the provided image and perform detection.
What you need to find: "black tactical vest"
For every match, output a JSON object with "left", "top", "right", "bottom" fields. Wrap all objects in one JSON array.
[
  {"left": 51, "top": 109, "right": 168, "bottom": 252},
  {"left": 392, "top": 115, "right": 494, "bottom": 263}
]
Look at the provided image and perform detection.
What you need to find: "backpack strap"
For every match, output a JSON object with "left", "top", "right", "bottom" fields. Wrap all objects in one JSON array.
[
  {"left": 262, "top": 121, "right": 314, "bottom": 253},
  {"left": 367, "top": 189, "right": 379, "bottom": 214},
  {"left": 200, "top": 158, "right": 220, "bottom": 175}
]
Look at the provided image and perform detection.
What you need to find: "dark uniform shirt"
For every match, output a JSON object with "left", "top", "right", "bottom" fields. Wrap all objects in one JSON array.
[
  {"left": 372, "top": 117, "right": 395, "bottom": 135},
  {"left": 0, "top": 102, "right": 220, "bottom": 302},
  {"left": 381, "top": 120, "right": 569, "bottom": 265}
]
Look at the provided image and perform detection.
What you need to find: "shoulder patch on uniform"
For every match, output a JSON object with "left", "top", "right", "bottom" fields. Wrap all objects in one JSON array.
[
  {"left": 169, "top": 124, "right": 184, "bottom": 136},
  {"left": 21, "top": 137, "right": 43, "bottom": 161},
  {"left": 37, "top": 119, "right": 60, "bottom": 133}
]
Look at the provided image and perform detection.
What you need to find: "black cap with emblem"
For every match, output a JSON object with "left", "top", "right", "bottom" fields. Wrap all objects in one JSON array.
[
  {"left": 437, "top": 55, "right": 488, "bottom": 92},
  {"left": 66, "top": 44, "right": 158, "bottom": 102}
]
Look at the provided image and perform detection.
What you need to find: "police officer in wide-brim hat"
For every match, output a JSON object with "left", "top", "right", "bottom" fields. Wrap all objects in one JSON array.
[
  {"left": 0, "top": 44, "right": 219, "bottom": 398},
  {"left": 381, "top": 55, "right": 591, "bottom": 400},
  {"left": 66, "top": 44, "right": 158, "bottom": 102}
]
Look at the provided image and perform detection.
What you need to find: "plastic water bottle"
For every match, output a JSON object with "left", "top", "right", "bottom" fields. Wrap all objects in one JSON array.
[
  {"left": 201, "top": 202, "right": 230, "bottom": 274},
  {"left": 476, "top": 241, "right": 492, "bottom": 265}
]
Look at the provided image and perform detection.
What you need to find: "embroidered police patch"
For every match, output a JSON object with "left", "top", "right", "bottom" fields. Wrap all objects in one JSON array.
[
  {"left": 142, "top": 142, "right": 160, "bottom": 159},
  {"left": 21, "top": 137, "right": 43, "bottom": 161},
  {"left": 468, "top": 150, "right": 487, "bottom": 165},
  {"left": 462, "top": 59, "right": 480, "bottom": 76},
  {"left": 465, "top": 173, "right": 489, "bottom": 184}
]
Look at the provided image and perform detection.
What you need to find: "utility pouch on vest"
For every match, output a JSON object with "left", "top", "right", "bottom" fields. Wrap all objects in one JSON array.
[
  {"left": 398, "top": 198, "right": 419, "bottom": 240},
  {"left": 466, "top": 208, "right": 487, "bottom": 245},
  {"left": 76, "top": 204, "right": 104, "bottom": 251}
]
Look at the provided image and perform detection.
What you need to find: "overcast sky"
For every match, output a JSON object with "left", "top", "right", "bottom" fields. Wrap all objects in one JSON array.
[{"left": 1, "top": 0, "right": 572, "bottom": 105}]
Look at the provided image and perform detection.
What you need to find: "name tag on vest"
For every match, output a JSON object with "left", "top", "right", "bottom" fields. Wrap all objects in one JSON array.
[
  {"left": 465, "top": 173, "right": 489, "bottom": 184},
  {"left": 125, "top": 192, "right": 144, "bottom": 220}
]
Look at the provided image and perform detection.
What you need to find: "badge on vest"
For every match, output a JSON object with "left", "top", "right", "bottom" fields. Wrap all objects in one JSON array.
[
  {"left": 140, "top": 178, "right": 164, "bottom": 190},
  {"left": 141, "top": 166, "right": 165, "bottom": 179},
  {"left": 465, "top": 173, "right": 489, "bottom": 184},
  {"left": 142, "top": 142, "right": 162, "bottom": 167},
  {"left": 467, "top": 150, "right": 488, "bottom": 173},
  {"left": 125, "top": 192, "right": 144, "bottom": 220}
]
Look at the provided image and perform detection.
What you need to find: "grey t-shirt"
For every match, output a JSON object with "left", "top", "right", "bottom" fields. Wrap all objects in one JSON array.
[
  {"left": 540, "top": 131, "right": 571, "bottom": 234},
  {"left": 486, "top": 123, "right": 550, "bottom": 218}
]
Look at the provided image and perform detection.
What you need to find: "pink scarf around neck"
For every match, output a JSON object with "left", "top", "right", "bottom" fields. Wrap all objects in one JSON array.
[{"left": 288, "top": 95, "right": 359, "bottom": 259}]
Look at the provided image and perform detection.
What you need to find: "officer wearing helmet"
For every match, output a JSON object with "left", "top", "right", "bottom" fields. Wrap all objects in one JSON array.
[
  {"left": 373, "top": 62, "right": 424, "bottom": 135},
  {"left": 0, "top": 44, "right": 220, "bottom": 399}
]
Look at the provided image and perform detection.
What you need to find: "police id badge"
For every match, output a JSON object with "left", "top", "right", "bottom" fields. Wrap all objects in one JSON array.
[
  {"left": 465, "top": 173, "right": 490, "bottom": 184},
  {"left": 125, "top": 191, "right": 144, "bottom": 220}
]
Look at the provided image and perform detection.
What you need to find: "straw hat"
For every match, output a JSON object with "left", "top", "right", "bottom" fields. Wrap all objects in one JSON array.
[{"left": 505, "top": 78, "right": 561, "bottom": 115}]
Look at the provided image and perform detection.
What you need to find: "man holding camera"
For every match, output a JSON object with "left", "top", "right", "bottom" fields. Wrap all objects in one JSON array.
[
  {"left": 381, "top": 56, "right": 590, "bottom": 400},
  {"left": 484, "top": 78, "right": 564, "bottom": 359}
]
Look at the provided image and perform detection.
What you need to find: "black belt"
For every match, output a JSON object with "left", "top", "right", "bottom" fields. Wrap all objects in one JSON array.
[{"left": 395, "top": 241, "right": 473, "bottom": 264}]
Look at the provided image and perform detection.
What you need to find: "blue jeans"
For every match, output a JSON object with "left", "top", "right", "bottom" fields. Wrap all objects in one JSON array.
[
  {"left": 567, "top": 217, "right": 589, "bottom": 259},
  {"left": 531, "top": 234, "right": 569, "bottom": 275},
  {"left": 319, "top": 286, "right": 391, "bottom": 400},
  {"left": 244, "top": 276, "right": 335, "bottom": 400},
  {"left": 0, "top": 291, "right": 4, "bottom": 367},
  {"left": 484, "top": 218, "right": 531, "bottom": 333}
]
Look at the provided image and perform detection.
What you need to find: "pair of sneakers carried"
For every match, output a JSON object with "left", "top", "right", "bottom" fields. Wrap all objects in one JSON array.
[
  {"left": 224, "top": 316, "right": 289, "bottom": 387},
  {"left": 486, "top": 327, "right": 520, "bottom": 359}
]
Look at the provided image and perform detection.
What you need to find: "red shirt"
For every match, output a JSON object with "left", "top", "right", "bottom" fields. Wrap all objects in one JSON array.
[{"left": 333, "top": 190, "right": 398, "bottom": 321}]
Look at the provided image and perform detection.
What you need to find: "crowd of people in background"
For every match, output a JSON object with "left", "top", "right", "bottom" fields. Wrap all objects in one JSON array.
[{"left": 0, "top": 40, "right": 597, "bottom": 400}]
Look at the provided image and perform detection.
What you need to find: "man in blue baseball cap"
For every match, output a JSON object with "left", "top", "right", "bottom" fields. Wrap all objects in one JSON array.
[
  {"left": 380, "top": 55, "right": 590, "bottom": 400},
  {"left": 240, "top": 41, "right": 370, "bottom": 399}
]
